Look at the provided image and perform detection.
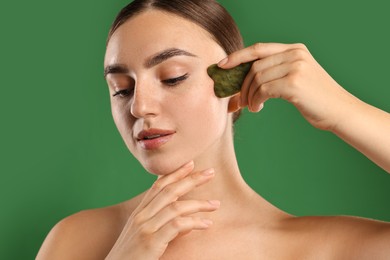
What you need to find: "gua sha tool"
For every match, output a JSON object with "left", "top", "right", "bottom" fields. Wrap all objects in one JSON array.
[{"left": 207, "top": 61, "right": 254, "bottom": 98}]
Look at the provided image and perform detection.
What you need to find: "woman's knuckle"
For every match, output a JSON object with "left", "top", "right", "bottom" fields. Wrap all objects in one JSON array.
[
  {"left": 171, "top": 218, "right": 183, "bottom": 229},
  {"left": 292, "top": 48, "right": 307, "bottom": 60},
  {"left": 254, "top": 72, "right": 263, "bottom": 85},
  {"left": 162, "top": 185, "right": 175, "bottom": 196},
  {"left": 261, "top": 83, "right": 274, "bottom": 98},
  {"left": 132, "top": 214, "right": 144, "bottom": 226},
  {"left": 260, "top": 83, "right": 269, "bottom": 95},
  {"left": 170, "top": 201, "right": 182, "bottom": 213},
  {"left": 294, "top": 43, "right": 307, "bottom": 50},
  {"left": 253, "top": 42, "right": 264, "bottom": 52},
  {"left": 139, "top": 225, "right": 153, "bottom": 237},
  {"left": 292, "top": 60, "right": 306, "bottom": 71}
]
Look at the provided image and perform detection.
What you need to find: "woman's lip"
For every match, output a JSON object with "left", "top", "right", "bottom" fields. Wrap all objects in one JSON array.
[
  {"left": 138, "top": 133, "right": 174, "bottom": 150},
  {"left": 137, "top": 128, "right": 176, "bottom": 140}
]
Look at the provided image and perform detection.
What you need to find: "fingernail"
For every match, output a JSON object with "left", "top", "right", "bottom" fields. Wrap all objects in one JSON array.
[
  {"left": 259, "top": 103, "right": 265, "bottom": 111},
  {"left": 218, "top": 57, "right": 228, "bottom": 67},
  {"left": 201, "top": 168, "right": 215, "bottom": 176},
  {"left": 202, "top": 219, "right": 213, "bottom": 226},
  {"left": 208, "top": 200, "right": 221, "bottom": 207},
  {"left": 184, "top": 161, "right": 194, "bottom": 168}
]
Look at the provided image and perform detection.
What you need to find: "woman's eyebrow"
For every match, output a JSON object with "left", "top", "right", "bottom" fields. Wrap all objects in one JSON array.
[
  {"left": 104, "top": 48, "right": 197, "bottom": 79},
  {"left": 104, "top": 64, "right": 128, "bottom": 79},
  {"left": 144, "top": 48, "right": 198, "bottom": 68}
]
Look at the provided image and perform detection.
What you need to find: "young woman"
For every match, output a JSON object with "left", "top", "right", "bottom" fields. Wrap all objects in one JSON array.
[{"left": 37, "top": 0, "right": 390, "bottom": 259}]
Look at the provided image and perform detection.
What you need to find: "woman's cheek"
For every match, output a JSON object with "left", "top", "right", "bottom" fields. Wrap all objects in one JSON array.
[
  {"left": 111, "top": 103, "right": 125, "bottom": 129},
  {"left": 186, "top": 78, "right": 228, "bottom": 135},
  {"left": 111, "top": 103, "right": 134, "bottom": 145}
]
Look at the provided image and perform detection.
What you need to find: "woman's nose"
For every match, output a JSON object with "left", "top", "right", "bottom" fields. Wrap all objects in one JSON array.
[{"left": 130, "top": 84, "right": 159, "bottom": 119}]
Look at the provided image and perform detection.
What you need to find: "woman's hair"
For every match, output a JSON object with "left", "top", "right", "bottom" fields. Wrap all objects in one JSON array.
[{"left": 107, "top": 0, "right": 244, "bottom": 122}]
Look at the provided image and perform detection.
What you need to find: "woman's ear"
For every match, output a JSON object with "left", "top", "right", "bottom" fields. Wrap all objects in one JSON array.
[{"left": 228, "top": 94, "right": 241, "bottom": 113}]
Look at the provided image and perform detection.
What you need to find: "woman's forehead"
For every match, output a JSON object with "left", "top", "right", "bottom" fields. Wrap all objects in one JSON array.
[{"left": 105, "top": 10, "right": 224, "bottom": 65}]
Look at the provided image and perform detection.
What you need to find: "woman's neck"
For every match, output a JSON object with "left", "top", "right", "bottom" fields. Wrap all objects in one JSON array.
[{"left": 176, "top": 132, "right": 264, "bottom": 223}]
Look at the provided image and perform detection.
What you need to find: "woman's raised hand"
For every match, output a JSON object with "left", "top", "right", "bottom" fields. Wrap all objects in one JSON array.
[
  {"left": 220, "top": 43, "right": 390, "bottom": 173},
  {"left": 219, "top": 42, "right": 357, "bottom": 131},
  {"left": 105, "top": 161, "right": 220, "bottom": 260}
]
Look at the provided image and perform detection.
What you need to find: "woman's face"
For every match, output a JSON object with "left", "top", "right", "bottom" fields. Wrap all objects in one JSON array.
[{"left": 104, "top": 10, "right": 231, "bottom": 175}]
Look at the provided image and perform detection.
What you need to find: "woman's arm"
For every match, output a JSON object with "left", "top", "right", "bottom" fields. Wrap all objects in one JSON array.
[
  {"left": 219, "top": 42, "right": 390, "bottom": 173},
  {"left": 331, "top": 97, "right": 390, "bottom": 173}
]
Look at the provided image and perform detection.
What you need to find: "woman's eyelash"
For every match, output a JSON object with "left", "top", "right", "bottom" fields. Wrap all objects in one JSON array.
[
  {"left": 112, "top": 74, "right": 188, "bottom": 97},
  {"left": 113, "top": 89, "right": 133, "bottom": 97},
  {"left": 162, "top": 74, "right": 189, "bottom": 86}
]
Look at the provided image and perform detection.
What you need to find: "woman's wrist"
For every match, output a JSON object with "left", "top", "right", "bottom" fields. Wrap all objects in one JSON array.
[
  {"left": 330, "top": 94, "right": 390, "bottom": 172},
  {"left": 329, "top": 90, "right": 364, "bottom": 135}
]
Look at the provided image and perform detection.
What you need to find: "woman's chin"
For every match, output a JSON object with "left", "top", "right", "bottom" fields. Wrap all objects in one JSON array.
[{"left": 141, "top": 160, "right": 185, "bottom": 176}]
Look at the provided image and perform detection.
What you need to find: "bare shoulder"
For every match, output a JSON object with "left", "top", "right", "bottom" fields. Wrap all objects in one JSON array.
[
  {"left": 36, "top": 193, "right": 144, "bottom": 260},
  {"left": 286, "top": 215, "right": 390, "bottom": 259}
]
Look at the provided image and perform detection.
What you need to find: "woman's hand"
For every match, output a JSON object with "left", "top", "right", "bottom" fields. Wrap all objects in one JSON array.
[
  {"left": 219, "top": 42, "right": 357, "bottom": 131},
  {"left": 105, "top": 161, "right": 220, "bottom": 260},
  {"left": 219, "top": 42, "right": 390, "bottom": 173}
]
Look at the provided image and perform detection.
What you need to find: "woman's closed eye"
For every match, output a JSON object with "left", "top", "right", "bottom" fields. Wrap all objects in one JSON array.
[
  {"left": 112, "top": 73, "right": 189, "bottom": 97},
  {"left": 113, "top": 88, "right": 133, "bottom": 97},
  {"left": 162, "top": 73, "right": 189, "bottom": 86},
  {"left": 109, "top": 75, "right": 135, "bottom": 98}
]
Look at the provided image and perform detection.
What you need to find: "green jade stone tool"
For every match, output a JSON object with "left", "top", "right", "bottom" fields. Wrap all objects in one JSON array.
[{"left": 207, "top": 61, "right": 254, "bottom": 98}]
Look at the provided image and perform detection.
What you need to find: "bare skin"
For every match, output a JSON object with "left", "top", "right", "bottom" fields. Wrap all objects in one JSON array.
[
  {"left": 37, "top": 178, "right": 390, "bottom": 260},
  {"left": 37, "top": 10, "right": 390, "bottom": 260}
]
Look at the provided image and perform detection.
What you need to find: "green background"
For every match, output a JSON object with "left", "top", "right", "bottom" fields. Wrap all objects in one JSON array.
[{"left": 1, "top": 0, "right": 389, "bottom": 259}]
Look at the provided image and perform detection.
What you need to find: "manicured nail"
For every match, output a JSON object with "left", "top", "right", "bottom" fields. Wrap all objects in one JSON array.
[
  {"left": 208, "top": 200, "right": 221, "bottom": 207},
  {"left": 202, "top": 219, "right": 213, "bottom": 226},
  {"left": 184, "top": 161, "right": 194, "bottom": 168},
  {"left": 259, "top": 103, "right": 265, "bottom": 111},
  {"left": 201, "top": 168, "right": 215, "bottom": 176},
  {"left": 218, "top": 57, "right": 228, "bottom": 67}
]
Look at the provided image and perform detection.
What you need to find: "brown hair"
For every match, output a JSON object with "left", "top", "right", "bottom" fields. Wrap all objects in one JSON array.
[{"left": 107, "top": 0, "right": 244, "bottom": 122}]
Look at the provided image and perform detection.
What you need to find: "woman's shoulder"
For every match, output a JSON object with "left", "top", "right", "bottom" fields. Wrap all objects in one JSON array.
[
  {"left": 36, "top": 192, "right": 146, "bottom": 259},
  {"left": 281, "top": 215, "right": 390, "bottom": 259}
]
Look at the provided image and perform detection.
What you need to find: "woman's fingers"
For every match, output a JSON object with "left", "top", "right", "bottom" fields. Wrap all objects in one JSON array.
[
  {"left": 235, "top": 45, "right": 315, "bottom": 112},
  {"left": 245, "top": 63, "right": 293, "bottom": 111},
  {"left": 138, "top": 168, "right": 215, "bottom": 222},
  {"left": 218, "top": 42, "right": 307, "bottom": 69},
  {"left": 216, "top": 43, "right": 313, "bottom": 113},
  {"left": 251, "top": 78, "right": 291, "bottom": 112},
  {"left": 156, "top": 216, "right": 214, "bottom": 245},
  {"left": 107, "top": 164, "right": 218, "bottom": 259},
  {"left": 132, "top": 161, "right": 194, "bottom": 216},
  {"left": 138, "top": 199, "right": 220, "bottom": 236},
  {"left": 129, "top": 168, "right": 217, "bottom": 256},
  {"left": 234, "top": 42, "right": 346, "bottom": 131},
  {"left": 240, "top": 49, "right": 303, "bottom": 107}
]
